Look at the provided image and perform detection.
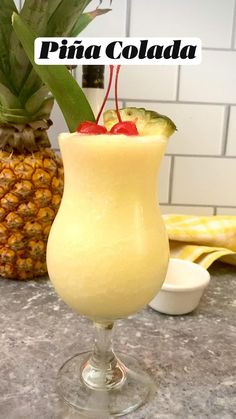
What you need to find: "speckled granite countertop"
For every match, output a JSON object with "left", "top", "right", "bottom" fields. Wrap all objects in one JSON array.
[{"left": 0, "top": 263, "right": 235, "bottom": 419}]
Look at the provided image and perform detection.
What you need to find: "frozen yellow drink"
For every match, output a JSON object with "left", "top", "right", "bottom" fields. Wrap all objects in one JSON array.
[{"left": 47, "top": 133, "right": 169, "bottom": 321}]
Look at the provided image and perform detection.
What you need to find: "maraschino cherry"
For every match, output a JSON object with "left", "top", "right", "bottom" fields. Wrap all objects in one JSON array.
[
  {"left": 110, "top": 65, "right": 138, "bottom": 136},
  {"left": 76, "top": 66, "right": 114, "bottom": 134},
  {"left": 77, "top": 121, "right": 107, "bottom": 134},
  {"left": 110, "top": 121, "right": 138, "bottom": 135}
]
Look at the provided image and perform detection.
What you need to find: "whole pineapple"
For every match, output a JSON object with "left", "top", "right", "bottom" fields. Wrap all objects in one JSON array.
[
  {"left": 0, "top": 123, "right": 63, "bottom": 279},
  {"left": 0, "top": 0, "right": 109, "bottom": 279}
]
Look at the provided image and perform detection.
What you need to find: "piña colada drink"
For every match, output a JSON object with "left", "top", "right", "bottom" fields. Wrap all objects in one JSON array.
[
  {"left": 47, "top": 131, "right": 169, "bottom": 321},
  {"left": 46, "top": 104, "right": 176, "bottom": 417}
]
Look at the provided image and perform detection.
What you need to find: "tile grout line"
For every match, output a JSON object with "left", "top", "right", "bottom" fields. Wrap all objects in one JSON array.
[
  {"left": 202, "top": 47, "right": 236, "bottom": 52},
  {"left": 230, "top": 0, "right": 236, "bottom": 48},
  {"left": 168, "top": 156, "right": 175, "bottom": 204},
  {"left": 165, "top": 153, "right": 236, "bottom": 159},
  {"left": 175, "top": 66, "right": 181, "bottom": 101},
  {"left": 118, "top": 98, "right": 236, "bottom": 106},
  {"left": 159, "top": 202, "right": 236, "bottom": 209},
  {"left": 125, "top": 0, "right": 132, "bottom": 37},
  {"left": 169, "top": 201, "right": 236, "bottom": 209},
  {"left": 160, "top": 203, "right": 215, "bottom": 209},
  {"left": 221, "top": 105, "right": 231, "bottom": 156}
]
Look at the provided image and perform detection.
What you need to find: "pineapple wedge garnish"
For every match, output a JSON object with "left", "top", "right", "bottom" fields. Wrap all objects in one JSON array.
[{"left": 104, "top": 107, "right": 177, "bottom": 137}]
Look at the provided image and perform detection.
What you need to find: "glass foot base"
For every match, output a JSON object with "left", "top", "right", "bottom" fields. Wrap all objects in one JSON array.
[{"left": 57, "top": 351, "right": 155, "bottom": 418}]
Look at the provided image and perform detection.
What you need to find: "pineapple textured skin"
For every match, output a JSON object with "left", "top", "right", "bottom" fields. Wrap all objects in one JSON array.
[{"left": 0, "top": 148, "right": 63, "bottom": 280}]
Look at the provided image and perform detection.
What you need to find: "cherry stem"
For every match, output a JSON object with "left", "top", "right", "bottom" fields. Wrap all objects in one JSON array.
[
  {"left": 96, "top": 65, "right": 114, "bottom": 125},
  {"left": 115, "top": 65, "right": 122, "bottom": 122}
]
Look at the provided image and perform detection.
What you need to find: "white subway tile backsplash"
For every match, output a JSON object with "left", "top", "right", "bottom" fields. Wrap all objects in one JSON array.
[
  {"left": 82, "top": 0, "right": 127, "bottom": 37},
  {"left": 160, "top": 205, "right": 214, "bottom": 215},
  {"left": 159, "top": 157, "right": 171, "bottom": 204},
  {"left": 172, "top": 157, "right": 236, "bottom": 206},
  {"left": 179, "top": 51, "right": 236, "bottom": 104},
  {"left": 226, "top": 107, "right": 236, "bottom": 156},
  {"left": 110, "top": 65, "right": 178, "bottom": 101},
  {"left": 49, "top": 102, "right": 69, "bottom": 149},
  {"left": 127, "top": 101, "right": 225, "bottom": 155},
  {"left": 130, "top": 0, "right": 234, "bottom": 49},
  {"left": 216, "top": 207, "right": 236, "bottom": 215}
]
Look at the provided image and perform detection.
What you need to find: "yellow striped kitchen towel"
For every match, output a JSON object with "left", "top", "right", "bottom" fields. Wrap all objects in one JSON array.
[{"left": 163, "top": 215, "right": 236, "bottom": 269}]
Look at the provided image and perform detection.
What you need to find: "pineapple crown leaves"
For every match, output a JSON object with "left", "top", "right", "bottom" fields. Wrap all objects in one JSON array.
[
  {"left": 12, "top": 12, "right": 93, "bottom": 132},
  {"left": 0, "top": 0, "right": 111, "bottom": 126},
  {"left": 0, "top": 0, "right": 18, "bottom": 78},
  {"left": 47, "top": 0, "right": 93, "bottom": 37}
]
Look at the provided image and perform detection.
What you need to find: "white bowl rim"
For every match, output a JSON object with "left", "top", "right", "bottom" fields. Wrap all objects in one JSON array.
[{"left": 162, "top": 258, "right": 211, "bottom": 293}]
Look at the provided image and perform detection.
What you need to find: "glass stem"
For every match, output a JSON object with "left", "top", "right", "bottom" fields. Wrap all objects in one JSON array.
[{"left": 81, "top": 322, "right": 126, "bottom": 390}]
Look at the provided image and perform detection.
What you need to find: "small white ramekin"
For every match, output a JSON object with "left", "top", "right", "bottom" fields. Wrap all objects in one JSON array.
[{"left": 149, "top": 258, "right": 211, "bottom": 315}]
